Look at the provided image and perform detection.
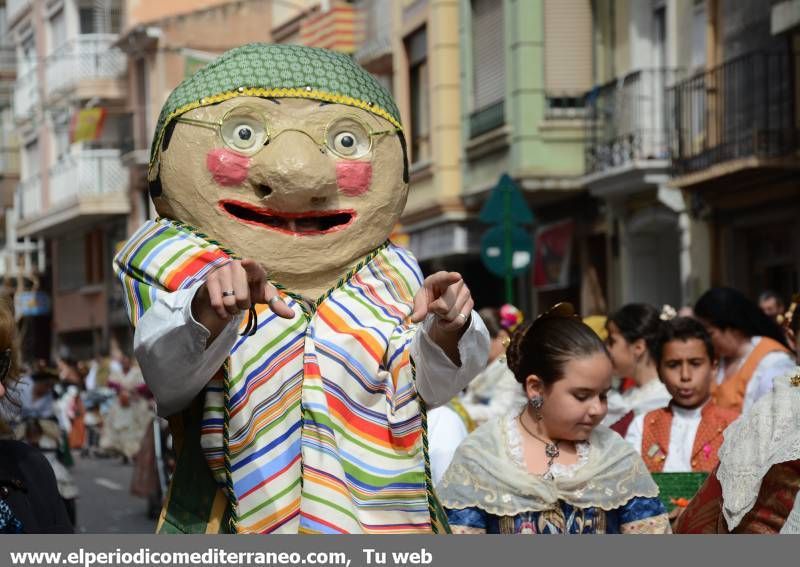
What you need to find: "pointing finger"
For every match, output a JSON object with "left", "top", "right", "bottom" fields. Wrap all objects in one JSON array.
[{"left": 410, "top": 287, "right": 430, "bottom": 323}]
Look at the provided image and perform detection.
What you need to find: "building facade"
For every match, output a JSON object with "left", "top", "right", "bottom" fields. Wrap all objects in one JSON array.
[
  {"left": 669, "top": 0, "right": 800, "bottom": 303},
  {"left": 5, "top": 0, "right": 128, "bottom": 360}
]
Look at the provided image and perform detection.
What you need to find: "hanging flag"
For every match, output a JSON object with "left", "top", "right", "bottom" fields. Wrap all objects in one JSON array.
[{"left": 69, "top": 108, "right": 107, "bottom": 143}]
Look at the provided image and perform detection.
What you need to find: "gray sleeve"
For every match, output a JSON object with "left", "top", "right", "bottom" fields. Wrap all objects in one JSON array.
[{"left": 133, "top": 282, "right": 243, "bottom": 417}]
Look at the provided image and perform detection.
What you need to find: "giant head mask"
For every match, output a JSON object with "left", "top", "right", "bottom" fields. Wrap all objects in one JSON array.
[{"left": 149, "top": 44, "right": 409, "bottom": 299}]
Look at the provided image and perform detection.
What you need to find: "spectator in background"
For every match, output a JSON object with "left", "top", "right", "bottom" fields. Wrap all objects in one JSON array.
[
  {"left": 758, "top": 290, "right": 785, "bottom": 322},
  {"left": 459, "top": 305, "right": 527, "bottom": 426},
  {"left": 0, "top": 299, "right": 72, "bottom": 533},
  {"left": 625, "top": 317, "right": 738, "bottom": 474},
  {"left": 19, "top": 370, "right": 57, "bottom": 421},
  {"left": 99, "top": 354, "right": 153, "bottom": 464},
  {"left": 602, "top": 304, "right": 671, "bottom": 429},
  {"left": 694, "top": 287, "right": 795, "bottom": 416}
]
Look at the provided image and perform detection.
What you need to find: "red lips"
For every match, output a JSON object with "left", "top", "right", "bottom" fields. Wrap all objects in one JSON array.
[{"left": 219, "top": 200, "right": 356, "bottom": 236}]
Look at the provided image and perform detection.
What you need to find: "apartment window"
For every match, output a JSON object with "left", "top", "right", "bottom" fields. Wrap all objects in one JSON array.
[
  {"left": 23, "top": 139, "right": 39, "bottom": 177},
  {"left": 19, "top": 34, "right": 36, "bottom": 76},
  {"left": 135, "top": 58, "right": 149, "bottom": 149},
  {"left": 49, "top": 8, "right": 67, "bottom": 52},
  {"left": 51, "top": 109, "right": 71, "bottom": 161},
  {"left": 79, "top": 5, "right": 96, "bottom": 34},
  {"left": 85, "top": 229, "right": 104, "bottom": 285},
  {"left": 406, "top": 27, "right": 430, "bottom": 165},
  {"left": 80, "top": 0, "right": 123, "bottom": 35},
  {"left": 54, "top": 127, "right": 70, "bottom": 161},
  {"left": 469, "top": 0, "right": 505, "bottom": 137},
  {"left": 57, "top": 230, "right": 104, "bottom": 291},
  {"left": 690, "top": 0, "right": 707, "bottom": 72},
  {"left": 58, "top": 236, "right": 86, "bottom": 291},
  {"left": 544, "top": 0, "right": 591, "bottom": 116}
]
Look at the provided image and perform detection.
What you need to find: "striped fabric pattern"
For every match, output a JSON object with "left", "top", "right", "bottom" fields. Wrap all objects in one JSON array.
[{"left": 114, "top": 219, "right": 432, "bottom": 534}]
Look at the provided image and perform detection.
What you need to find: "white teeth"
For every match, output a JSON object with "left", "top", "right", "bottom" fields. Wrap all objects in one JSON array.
[{"left": 287, "top": 219, "right": 297, "bottom": 232}]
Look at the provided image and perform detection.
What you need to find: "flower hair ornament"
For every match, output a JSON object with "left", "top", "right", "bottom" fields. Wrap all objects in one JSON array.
[
  {"left": 499, "top": 304, "right": 524, "bottom": 332},
  {"left": 660, "top": 304, "right": 677, "bottom": 322}
]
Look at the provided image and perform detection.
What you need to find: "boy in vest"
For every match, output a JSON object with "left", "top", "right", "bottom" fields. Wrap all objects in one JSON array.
[{"left": 626, "top": 317, "right": 738, "bottom": 473}]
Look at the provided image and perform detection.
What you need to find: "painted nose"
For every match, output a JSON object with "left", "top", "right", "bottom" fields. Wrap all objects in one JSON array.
[{"left": 248, "top": 130, "right": 337, "bottom": 204}]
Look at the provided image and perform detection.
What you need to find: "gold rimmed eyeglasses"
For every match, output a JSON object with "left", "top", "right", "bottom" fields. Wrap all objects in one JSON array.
[{"left": 175, "top": 105, "right": 399, "bottom": 159}]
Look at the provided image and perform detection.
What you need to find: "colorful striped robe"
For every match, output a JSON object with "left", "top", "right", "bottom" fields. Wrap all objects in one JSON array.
[{"left": 114, "top": 219, "right": 447, "bottom": 534}]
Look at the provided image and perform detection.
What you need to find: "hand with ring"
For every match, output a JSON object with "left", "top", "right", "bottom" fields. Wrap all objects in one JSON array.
[
  {"left": 410, "top": 271, "right": 474, "bottom": 365},
  {"left": 192, "top": 259, "right": 295, "bottom": 342}
]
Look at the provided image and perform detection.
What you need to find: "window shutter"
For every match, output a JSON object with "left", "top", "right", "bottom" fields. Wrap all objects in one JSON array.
[
  {"left": 472, "top": 0, "right": 505, "bottom": 111},
  {"left": 544, "top": 0, "right": 592, "bottom": 96}
]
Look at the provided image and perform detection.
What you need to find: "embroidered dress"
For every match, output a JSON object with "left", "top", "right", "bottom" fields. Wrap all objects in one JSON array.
[
  {"left": 676, "top": 369, "right": 800, "bottom": 534},
  {"left": 115, "top": 219, "right": 443, "bottom": 534},
  {"left": 439, "top": 416, "right": 670, "bottom": 534}
]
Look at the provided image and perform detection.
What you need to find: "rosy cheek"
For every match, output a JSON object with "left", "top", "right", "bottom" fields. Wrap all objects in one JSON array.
[
  {"left": 206, "top": 148, "right": 251, "bottom": 186},
  {"left": 336, "top": 161, "right": 373, "bottom": 197}
]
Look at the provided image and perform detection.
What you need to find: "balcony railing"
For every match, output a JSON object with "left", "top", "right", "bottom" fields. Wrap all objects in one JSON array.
[
  {"left": 13, "top": 66, "right": 38, "bottom": 120},
  {"left": 584, "top": 68, "right": 681, "bottom": 175},
  {"left": 669, "top": 51, "right": 799, "bottom": 174},
  {"left": 47, "top": 149, "right": 127, "bottom": 212},
  {"left": 45, "top": 35, "right": 126, "bottom": 97}
]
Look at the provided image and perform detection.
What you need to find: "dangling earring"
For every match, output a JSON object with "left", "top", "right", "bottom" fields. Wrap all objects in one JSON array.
[{"left": 529, "top": 396, "right": 544, "bottom": 420}]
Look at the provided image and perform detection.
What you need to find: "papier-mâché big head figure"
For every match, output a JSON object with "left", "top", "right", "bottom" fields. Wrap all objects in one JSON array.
[
  {"left": 150, "top": 44, "right": 408, "bottom": 299},
  {"left": 115, "top": 44, "right": 489, "bottom": 534}
]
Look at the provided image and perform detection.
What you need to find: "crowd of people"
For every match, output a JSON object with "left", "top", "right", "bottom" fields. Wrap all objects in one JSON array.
[
  {"left": 429, "top": 286, "right": 799, "bottom": 534},
  {"left": 2, "top": 284, "right": 798, "bottom": 534},
  {"left": 0, "top": 302, "right": 159, "bottom": 533}
]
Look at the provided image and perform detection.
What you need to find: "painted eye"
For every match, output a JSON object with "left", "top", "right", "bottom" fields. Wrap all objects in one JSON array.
[
  {"left": 221, "top": 112, "right": 267, "bottom": 154},
  {"left": 333, "top": 132, "right": 359, "bottom": 155},
  {"left": 326, "top": 118, "right": 370, "bottom": 158}
]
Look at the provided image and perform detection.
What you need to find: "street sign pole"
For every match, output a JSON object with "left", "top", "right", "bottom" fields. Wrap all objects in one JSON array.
[{"left": 479, "top": 174, "right": 534, "bottom": 306}]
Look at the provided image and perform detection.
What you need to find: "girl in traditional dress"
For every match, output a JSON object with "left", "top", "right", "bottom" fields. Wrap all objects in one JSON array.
[
  {"left": 439, "top": 304, "right": 670, "bottom": 534},
  {"left": 602, "top": 304, "right": 671, "bottom": 429},
  {"left": 694, "top": 287, "right": 795, "bottom": 416}
]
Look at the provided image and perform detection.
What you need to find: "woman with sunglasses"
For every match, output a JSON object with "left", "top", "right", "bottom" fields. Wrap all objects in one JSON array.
[
  {"left": 0, "top": 300, "right": 73, "bottom": 533},
  {"left": 438, "top": 304, "right": 670, "bottom": 534}
]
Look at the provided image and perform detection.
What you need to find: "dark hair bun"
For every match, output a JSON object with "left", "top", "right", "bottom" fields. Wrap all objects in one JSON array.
[{"left": 507, "top": 313, "right": 608, "bottom": 385}]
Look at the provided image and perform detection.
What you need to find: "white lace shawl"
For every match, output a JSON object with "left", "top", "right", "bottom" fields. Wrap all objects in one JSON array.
[
  {"left": 716, "top": 368, "right": 800, "bottom": 530},
  {"left": 437, "top": 416, "right": 659, "bottom": 516}
]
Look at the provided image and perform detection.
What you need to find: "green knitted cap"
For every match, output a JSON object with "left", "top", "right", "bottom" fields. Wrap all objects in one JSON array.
[{"left": 150, "top": 43, "right": 403, "bottom": 174}]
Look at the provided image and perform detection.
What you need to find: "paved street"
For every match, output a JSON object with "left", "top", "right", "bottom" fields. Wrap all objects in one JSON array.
[{"left": 71, "top": 453, "right": 157, "bottom": 534}]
